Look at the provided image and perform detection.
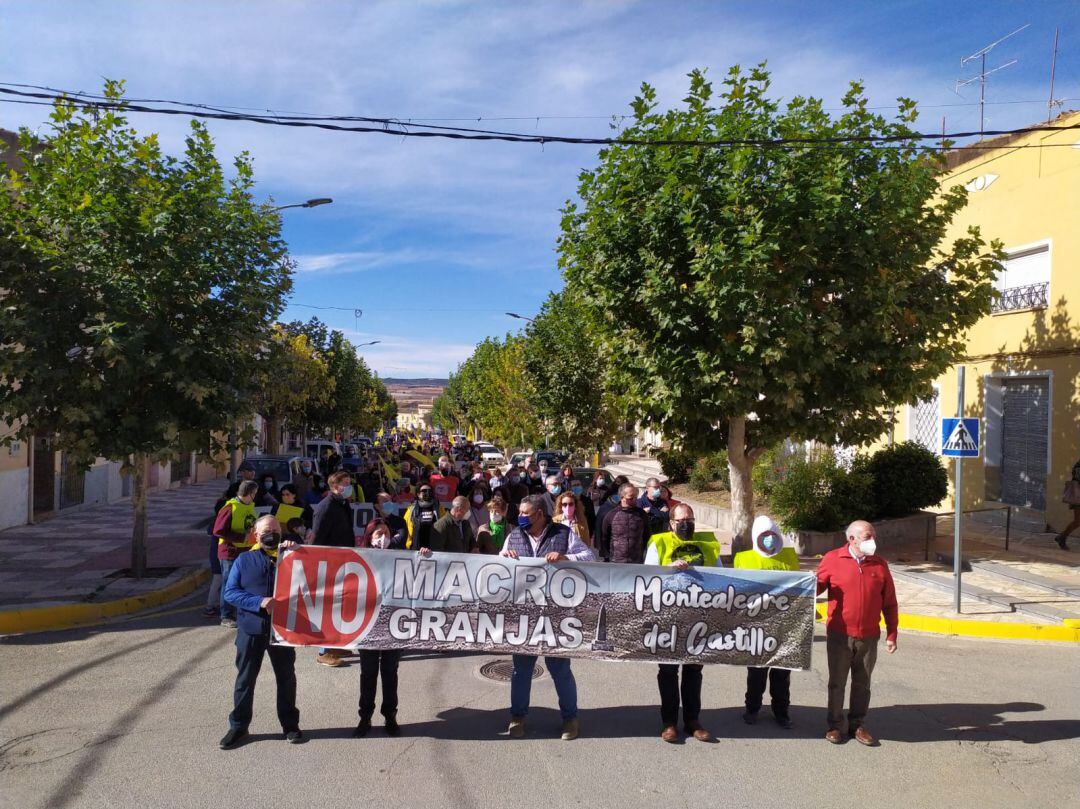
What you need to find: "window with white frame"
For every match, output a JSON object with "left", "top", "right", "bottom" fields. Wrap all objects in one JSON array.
[
  {"left": 909, "top": 389, "right": 940, "bottom": 453},
  {"left": 992, "top": 243, "right": 1050, "bottom": 313}
]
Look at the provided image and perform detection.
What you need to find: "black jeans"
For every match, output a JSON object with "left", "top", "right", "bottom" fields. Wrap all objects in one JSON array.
[
  {"left": 745, "top": 667, "right": 791, "bottom": 716},
  {"left": 359, "top": 650, "right": 402, "bottom": 720},
  {"left": 229, "top": 630, "right": 299, "bottom": 732},
  {"left": 657, "top": 663, "right": 702, "bottom": 726}
]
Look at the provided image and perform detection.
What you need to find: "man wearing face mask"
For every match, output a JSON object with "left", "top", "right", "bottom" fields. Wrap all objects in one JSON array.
[
  {"left": 539, "top": 474, "right": 563, "bottom": 518},
  {"left": 599, "top": 483, "right": 651, "bottom": 564},
  {"left": 499, "top": 496, "right": 594, "bottom": 740},
  {"left": 734, "top": 516, "right": 800, "bottom": 729},
  {"left": 637, "top": 476, "right": 671, "bottom": 537},
  {"left": 212, "top": 480, "right": 261, "bottom": 629},
  {"left": 429, "top": 455, "right": 461, "bottom": 504},
  {"left": 427, "top": 496, "right": 477, "bottom": 554},
  {"left": 310, "top": 470, "right": 359, "bottom": 667},
  {"left": 595, "top": 474, "right": 629, "bottom": 538},
  {"left": 219, "top": 515, "right": 303, "bottom": 749},
  {"left": 817, "top": 520, "right": 899, "bottom": 747},
  {"left": 526, "top": 463, "right": 545, "bottom": 494},
  {"left": 405, "top": 485, "right": 444, "bottom": 551},
  {"left": 644, "top": 504, "right": 719, "bottom": 743},
  {"left": 292, "top": 459, "right": 320, "bottom": 503}
]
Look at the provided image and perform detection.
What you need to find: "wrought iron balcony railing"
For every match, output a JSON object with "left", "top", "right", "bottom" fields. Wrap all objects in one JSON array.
[{"left": 991, "top": 281, "right": 1049, "bottom": 314}]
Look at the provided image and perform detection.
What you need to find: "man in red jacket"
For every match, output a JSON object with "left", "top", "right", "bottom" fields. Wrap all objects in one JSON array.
[{"left": 816, "top": 520, "right": 898, "bottom": 747}]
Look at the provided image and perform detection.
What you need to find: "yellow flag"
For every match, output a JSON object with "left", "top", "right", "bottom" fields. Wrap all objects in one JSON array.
[
  {"left": 407, "top": 449, "right": 436, "bottom": 469},
  {"left": 380, "top": 457, "right": 399, "bottom": 482},
  {"left": 467, "top": 424, "right": 475, "bottom": 442}
]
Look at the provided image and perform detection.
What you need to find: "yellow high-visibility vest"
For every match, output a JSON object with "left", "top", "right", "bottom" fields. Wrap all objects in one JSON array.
[{"left": 216, "top": 498, "right": 257, "bottom": 549}]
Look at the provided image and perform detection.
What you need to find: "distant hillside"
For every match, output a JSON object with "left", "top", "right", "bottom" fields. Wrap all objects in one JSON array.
[
  {"left": 383, "top": 378, "right": 447, "bottom": 413},
  {"left": 381, "top": 378, "right": 449, "bottom": 387}
]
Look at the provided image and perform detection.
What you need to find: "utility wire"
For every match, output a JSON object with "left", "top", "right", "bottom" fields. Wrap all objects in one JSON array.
[{"left": 0, "top": 84, "right": 1077, "bottom": 150}]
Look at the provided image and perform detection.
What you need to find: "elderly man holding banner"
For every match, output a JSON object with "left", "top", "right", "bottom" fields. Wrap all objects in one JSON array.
[
  {"left": 644, "top": 503, "right": 719, "bottom": 743},
  {"left": 499, "top": 495, "right": 594, "bottom": 741}
]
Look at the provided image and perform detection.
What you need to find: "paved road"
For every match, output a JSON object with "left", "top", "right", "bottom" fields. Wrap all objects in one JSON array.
[{"left": 1, "top": 600, "right": 1077, "bottom": 809}]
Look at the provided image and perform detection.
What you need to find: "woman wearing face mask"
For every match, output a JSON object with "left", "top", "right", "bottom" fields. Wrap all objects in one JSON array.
[
  {"left": 476, "top": 496, "right": 509, "bottom": 554},
  {"left": 272, "top": 484, "right": 314, "bottom": 541},
  {"left": 257, "top": 473, "right": 280, "bottom": 507},
  {"left": 353, "top": 518, "right": 405, "bottom": 738},
  {"left": 587, "top": 472, "right": 610, "bottom": 509},
  {"left": 466, "top": 482, "right": 492, "bottom": 534},
  {"left": 733, "top": 516, "right": 800, "bottom": 729},
  {"left": 552, "top": 491, "right": 592, "bottom": 548}
]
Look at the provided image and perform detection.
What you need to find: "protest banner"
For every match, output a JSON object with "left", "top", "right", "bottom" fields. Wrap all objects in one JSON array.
[{"left": 270, "top": 546, "right": 815, "bottom": 669}]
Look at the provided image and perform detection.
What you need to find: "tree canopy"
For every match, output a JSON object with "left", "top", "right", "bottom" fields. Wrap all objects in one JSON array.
[{"left": 557, "top": 65, "right": 1000, "bottom": 541}]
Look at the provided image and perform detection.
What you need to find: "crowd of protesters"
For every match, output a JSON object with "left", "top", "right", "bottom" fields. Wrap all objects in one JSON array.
[{"left": 211, "top": 431, "right": 898, "bottom": 752}]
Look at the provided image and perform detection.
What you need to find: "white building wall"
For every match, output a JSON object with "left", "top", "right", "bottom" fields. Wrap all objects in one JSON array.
[{"left": 0, "top": 467, "right": 29, "bottom": 530}]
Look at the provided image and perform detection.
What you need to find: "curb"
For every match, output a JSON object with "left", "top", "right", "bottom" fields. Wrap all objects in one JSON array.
[
  {"left": 814, "top": 603, "right": 1080, "bottom": 643},
  {"left": 0, "top": 568, "right": 210, "bottom": 635}
]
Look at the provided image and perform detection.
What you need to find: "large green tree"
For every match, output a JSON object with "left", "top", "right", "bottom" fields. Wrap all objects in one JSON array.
[
  {"left": 252, "top": 325, "right": 332, "bottom": 453},
  {"left": 559, "top": 66, "right": 1000, "bottom": 545},
  {"left": 522, "top": 289, "right": 620, "bottom": 454},
  {"left": 0, "top": 82, "right": 293, "bottom": 575}
]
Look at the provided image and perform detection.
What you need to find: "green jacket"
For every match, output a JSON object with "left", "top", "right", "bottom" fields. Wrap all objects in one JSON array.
[
  {"left": 732, "top": 547, "right": 799, "bottom": 571},
  {"left": 648, "top": 530, "right": 720, "bottom": 567}
]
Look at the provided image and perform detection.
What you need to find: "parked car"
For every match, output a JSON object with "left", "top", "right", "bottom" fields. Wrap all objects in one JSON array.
[
  {"left": 508, "top": 451, "right": 533, "bottom": 468},
  {"left": 475, "top": 443, "right": 505, "bottom": 468},
  {"left": 534, "top": 449, "right": 570, "bottom": 467},
  {"left": 244, "top": 454, "right": 305, "bottom": 486},
  {"left": 570, "top": 467, "right": 614, "bottom": 490},
  {"left": 304, "top": 439, "right": 341, "bottom": 462}
]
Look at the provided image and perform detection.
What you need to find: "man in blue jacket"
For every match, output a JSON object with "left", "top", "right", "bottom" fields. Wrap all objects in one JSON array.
[{"left": 219, "top": 515, "right": 304, "bottom": 749}]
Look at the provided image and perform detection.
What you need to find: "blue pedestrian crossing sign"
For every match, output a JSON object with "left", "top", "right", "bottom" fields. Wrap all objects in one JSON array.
[{"left": 941, "top": 418, "right": 980, "bottom": 457}]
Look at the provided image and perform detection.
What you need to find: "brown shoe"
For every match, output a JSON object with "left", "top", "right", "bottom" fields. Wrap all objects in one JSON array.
[
  {"left": 507, "top": 717, "right": 526, "bottom": 738},
  {"left": 685, "top": 720, "right": 714, "bottom": 742},
  {"left": 316, "top": 652, "right": 344, "bottom": 667},
  {"left": 825, "top": 729, "right": 844, "bottom": 744},
  {"left": 660, "top": 724, "right": 679, "bottom": 743},
  {"left": 560, "top": 718, "right": 579, "bottom": 741},
  {"left": 853, "top": 726, "right": 878, "bottom": 746}
]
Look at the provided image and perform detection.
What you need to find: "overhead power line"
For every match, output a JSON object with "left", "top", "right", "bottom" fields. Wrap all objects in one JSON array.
[{"left": 0, "top": 83, "right": 1077, "bottom": 151}]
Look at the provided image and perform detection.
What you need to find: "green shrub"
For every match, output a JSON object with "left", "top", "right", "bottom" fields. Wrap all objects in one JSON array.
[
  {"left": 866, "top": 441, "right": 948, "bottom": 518},
  {"left": 770, "top": 451, "right": 874, "bottom": 532},
  {"left": 657, "top": 447, "right": 696, "bottom": 484},
  {"left": 751, "top": 443, "right": 801, "bottom": 499},
  {"left": 687, "top": 450, "right": 729, "bottom": 492}
]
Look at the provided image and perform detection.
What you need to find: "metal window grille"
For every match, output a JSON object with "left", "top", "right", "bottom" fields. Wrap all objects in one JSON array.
[
  {"left": 912, "top": 391, "right": 940, "bottom": 452},
  {"left": 991, "top": 282, "right": 1049, "bottom": 314}
]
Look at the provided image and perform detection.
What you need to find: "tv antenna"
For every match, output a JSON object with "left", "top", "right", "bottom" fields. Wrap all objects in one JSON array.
[
  {"left": 955, "top": 23, "right": 1029, "bottom": 136},
  {"left": 1048, "top": 27, "right": 1063, "bottom": 122}
]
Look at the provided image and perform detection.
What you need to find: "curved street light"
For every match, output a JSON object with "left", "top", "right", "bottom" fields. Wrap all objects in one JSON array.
[
  {"left": 505, "top": 312, "right": 535, "bottom": 323},
  {"left": 356, "top": 340, "right": 381, "bottom": 347},
  {"left": 273, "top": 198, "right": 334, "bottom": 211}
]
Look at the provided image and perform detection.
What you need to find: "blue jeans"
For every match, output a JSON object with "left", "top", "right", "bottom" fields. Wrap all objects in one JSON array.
[
  {"left": 511, "top": 654, "right": 577, "bottom": 720},
  {"left": 220, "top": 558, "right": 235, "bottom": 620}
]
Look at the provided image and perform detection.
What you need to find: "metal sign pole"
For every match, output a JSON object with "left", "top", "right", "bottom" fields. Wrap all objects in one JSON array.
[{"left": 954, "top": 366, "right": 965, "bottom": 613}]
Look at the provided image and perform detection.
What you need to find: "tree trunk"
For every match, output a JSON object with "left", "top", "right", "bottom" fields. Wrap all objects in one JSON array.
[
  {"left": 726, "top": 415, "right": 759, "bottom": 554},
  {"left": 265, "top": 416, "right": 281, "bottom": 454},
  {"left": 130, "top": 453, "right": 150, "bottom": 579}
]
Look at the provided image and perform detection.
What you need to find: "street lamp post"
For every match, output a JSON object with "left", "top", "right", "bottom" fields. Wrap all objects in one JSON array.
[
  {"left": 273, "top": 198, "right": 334, "bottom": 212},
  {"left": 356, "top": 340, "right": 381, "bottom": 347},
  {"left": 506, "top": 312, "right": 534, "bottom": 324}
]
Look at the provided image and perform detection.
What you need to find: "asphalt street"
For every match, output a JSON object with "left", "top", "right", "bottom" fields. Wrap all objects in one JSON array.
[{"left": 1, "top": 598, "right": 1077, "bottom": 809}]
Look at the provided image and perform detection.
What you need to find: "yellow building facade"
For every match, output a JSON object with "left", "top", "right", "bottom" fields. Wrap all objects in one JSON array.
[{"left": 884, "top": 110, "right": 1080, "bottom": 532}]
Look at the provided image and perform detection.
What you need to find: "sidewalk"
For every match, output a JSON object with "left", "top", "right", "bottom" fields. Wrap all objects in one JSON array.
[
  {"left": 0, "top": 479, "right": 225, "bottom": 621},
  {"left": 603, "top": 456, "right": 1080, "bottom": 640}
]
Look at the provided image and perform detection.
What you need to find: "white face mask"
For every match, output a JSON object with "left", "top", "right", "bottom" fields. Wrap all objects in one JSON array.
[
  {"left": 858, "top": 539, "right": 877, "bottom": 557},
  {"left": 372, "top": 533, "right": 390, "bottom": 549}
]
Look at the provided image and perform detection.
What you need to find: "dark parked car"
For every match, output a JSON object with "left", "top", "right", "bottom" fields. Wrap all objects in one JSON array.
[{"left": 534, "top": 450, "right": 570, "bottom": 467}]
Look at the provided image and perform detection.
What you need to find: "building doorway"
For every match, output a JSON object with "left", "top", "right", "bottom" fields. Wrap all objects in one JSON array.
[
  {"left": 32, "top": 436, "right": 55, "bottom": 516},
  {"left": 1000, "top": 378, "right": 1049, "bottom": 510}
]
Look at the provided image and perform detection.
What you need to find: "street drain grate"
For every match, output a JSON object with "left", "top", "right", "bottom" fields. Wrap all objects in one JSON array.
[{"left": 479, "top": 659, "right": 544, "bottom": 682}]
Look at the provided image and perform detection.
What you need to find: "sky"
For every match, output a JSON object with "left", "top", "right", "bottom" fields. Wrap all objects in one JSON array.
[{"left": 1, "top": 1, "right": 1077, "bottom": 377}]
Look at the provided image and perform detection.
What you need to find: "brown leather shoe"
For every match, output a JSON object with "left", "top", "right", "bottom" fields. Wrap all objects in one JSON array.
[
  {"left": 825, "top": 729, "right": 844, "bottom": 744},
  {"left": 853, "top": 726, "right": 878, "bottom": 746},
  {"left": 660, "top": 724, "right": 679, "bottom": 743},
  {"left": 685, "top": 720, "right": 714, "bottom": 742}
]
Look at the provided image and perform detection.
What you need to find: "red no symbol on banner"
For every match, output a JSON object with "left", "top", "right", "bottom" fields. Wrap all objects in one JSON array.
[{"left": 273, "top": 547, "right": 380, "bottom": 647}]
